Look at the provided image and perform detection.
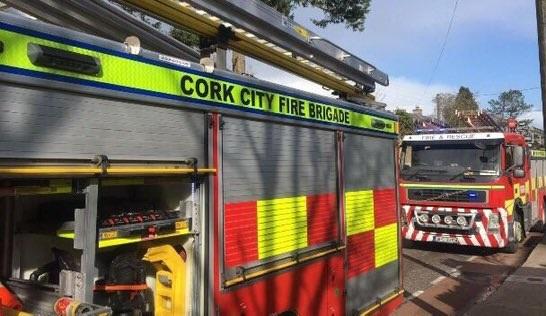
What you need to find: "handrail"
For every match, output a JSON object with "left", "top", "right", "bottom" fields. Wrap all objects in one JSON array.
[{"left": 0, "top": 165, "right": 216, "bottom": 177}]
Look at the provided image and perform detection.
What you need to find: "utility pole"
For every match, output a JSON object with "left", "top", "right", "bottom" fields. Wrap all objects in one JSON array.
[{"left": 536, "top": 0, "right": 546, "bottom": 147}]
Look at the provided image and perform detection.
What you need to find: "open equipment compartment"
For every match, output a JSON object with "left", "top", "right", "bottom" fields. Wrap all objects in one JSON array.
[{"left": 0, "top": 159, "right": 209, "bottom": 315}]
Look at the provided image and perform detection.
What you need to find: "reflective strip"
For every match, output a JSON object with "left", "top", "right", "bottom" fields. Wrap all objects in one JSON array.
[
  {"left": 257, "top": 196, "right": 308, "bottom": 259},
  {"left": 345, "top": 190, "right": 374, "bottom": 236},
  {"left": 400, "top": 183, "right": 505, "bottom": 190},
  {"left": 0, "top": 26, "right": 397, "bottom": 134},
  {"left": 374, "top": 223, "right": 398, "bottom": 268},
  {"left": 505, "top": 199, "right": 515, "bottom": 215}
]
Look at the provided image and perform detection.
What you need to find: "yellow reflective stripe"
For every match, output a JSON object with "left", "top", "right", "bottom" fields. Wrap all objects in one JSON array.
[
  {"left": 524, "top": 181, "right": 530, "bottom": 204},
  {"left": 257, "top": 196, "right": 308, "bottom": 259},
  {"left": 57, "top": 228, "right": 190, "bottom": 248},
  {"left": 505, "top": 199, "right": 515, "bottom": 215},
  {"left": 374, "top": 223, "right": 398, "bottom": 268},
  {"left": 540, "top": 176, "right": 544, "bottom": 188},
  {"left": 532, "top": 177, "right": 536, "bottom": 190},
  {"left": 531, "top": 150, "right": 546, "bottom": 158},
  {"left": 0, "top": 27, "right": 397, "bottom": 134},
  {"left": 346, "top": 190, "right": 374, "bottom": 236},
  {"left": 401, "top": 183, "right": 505, "bottom": 190}
]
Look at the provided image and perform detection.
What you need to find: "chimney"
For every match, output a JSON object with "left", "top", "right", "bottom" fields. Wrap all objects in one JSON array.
[{"left": 412, "top": 106, "right": 423, "bottom": 116}]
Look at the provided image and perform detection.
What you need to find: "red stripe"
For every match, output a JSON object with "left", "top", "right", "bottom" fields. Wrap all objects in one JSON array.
[
  {"left": 347, "top": 231, "right": 374, "bottom": 278},
  {"left": 374, "top": 188, "right": 397, "bottom": 228},
  {"left": 224, "top": 201, "right": 258, "bottom": 267},
  {"left": 474, "top": 230, "right": 485, "bottom": 246},
  {"left": 489, "top": 235, "right": 499, "bottom": 248},
  {"left": 307, "top": 193, "right": 338, "bottom": 246}
]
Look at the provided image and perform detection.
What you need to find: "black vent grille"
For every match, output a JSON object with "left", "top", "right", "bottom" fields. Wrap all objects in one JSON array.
[{"left": 408, "top": 189, "right": 486, "bottom": 203}]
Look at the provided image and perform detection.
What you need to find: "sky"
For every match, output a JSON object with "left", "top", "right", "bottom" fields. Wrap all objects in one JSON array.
[{"left": 247, "top": 1, "right": 542, "bottom": 127}]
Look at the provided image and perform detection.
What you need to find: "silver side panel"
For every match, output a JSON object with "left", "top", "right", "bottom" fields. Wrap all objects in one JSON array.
[
  {"left": 222, "top": 117, "right": 336, "bottom": 202},
  {"left": 346, "top": 262, "right": 399, "bottom": 315},
  {"left": 0, "top": 84, "right": 205, "bottom": 162},
  {"left": 344, "top": 134, "right": 396, "bottom": 190}
]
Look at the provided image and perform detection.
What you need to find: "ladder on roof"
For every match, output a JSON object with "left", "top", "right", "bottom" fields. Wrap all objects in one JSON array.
[
  {"left": 455, "top": 110, "right": 503, "bottom": 132},
  {"left": 117, "top": 0, "right": 388, "bottom": 96},
  {"left": 3, "top": 0, "right": 200, "bottom": 62}
]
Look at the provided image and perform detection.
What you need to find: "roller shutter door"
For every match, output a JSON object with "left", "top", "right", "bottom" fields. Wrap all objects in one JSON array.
[
  {"left": 343, "top": 133, "right": 399, "bottom": 314},
  {"left": 0, "top": 84, "right": 205, "bottom": 162},
  {"left": 222, "top": 117, "right": 338, "bottom": 280}
]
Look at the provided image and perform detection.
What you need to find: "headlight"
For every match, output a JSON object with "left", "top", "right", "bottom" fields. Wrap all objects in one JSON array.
[
  {"left": 488, "top": 213, "right": 500, "bottom": 230},
  {"left": 444, "top": 215, "right": 454, "bottom": 225},
  {"left": 432, "top": 214, "right": 442, "bottom": 224},
  {"left": 419, "top": 213, "right": 429, "bottom": 223},
  {"left": 456, "top": 216, "right": 468, "bottom": 226}
]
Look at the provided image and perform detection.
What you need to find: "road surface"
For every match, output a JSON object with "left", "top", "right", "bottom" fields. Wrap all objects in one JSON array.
[{"left": 395, "top": 233, "right": 543, "bottom": 315}]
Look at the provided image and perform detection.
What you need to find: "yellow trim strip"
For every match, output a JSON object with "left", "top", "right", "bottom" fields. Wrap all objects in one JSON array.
[
  {"left": 224, "top": 246, "right": 345, "bottom": 287},
  {"left": 360, "top": 290, "right": 404, "bottom": 316},
  {"left": 57, "top": 228, "right": 191, "bottom": 248},
  {"left": 0, "top": 165, "right": 216, "bottom": 176},
  {"left": 401, "top": 183, "right": 505, "bottom": 190}
]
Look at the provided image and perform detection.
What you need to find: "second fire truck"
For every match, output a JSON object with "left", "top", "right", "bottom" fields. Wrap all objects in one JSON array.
[{"left": 400, "top": 121, "right": 545, "bottom": 253}]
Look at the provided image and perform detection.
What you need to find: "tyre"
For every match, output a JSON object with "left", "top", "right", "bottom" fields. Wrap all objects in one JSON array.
[{"left": 505, "top": 211, "right": 524, "bottom": 254}]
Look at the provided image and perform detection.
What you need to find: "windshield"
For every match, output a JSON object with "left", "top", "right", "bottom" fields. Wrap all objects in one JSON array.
[{"left": 400, "top": 142, "right": 501, "bottom": 182}]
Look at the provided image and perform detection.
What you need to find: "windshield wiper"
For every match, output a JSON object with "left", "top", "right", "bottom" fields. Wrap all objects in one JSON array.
[
  {"left": 449, "top": 169, "right": 480, "bottom": 180},
  {"left": 405, "top": 168, "right": 446, "bottom": 180}
]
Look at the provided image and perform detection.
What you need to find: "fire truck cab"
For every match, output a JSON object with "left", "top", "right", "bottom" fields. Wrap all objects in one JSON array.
[{"left": 400, "top": 130, "right": 545, "bottom": 253}]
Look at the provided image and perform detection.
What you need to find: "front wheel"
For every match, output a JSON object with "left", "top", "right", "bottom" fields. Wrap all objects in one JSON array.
[{"left": 505, "top": 211, "right": 524, "bottom": 254}]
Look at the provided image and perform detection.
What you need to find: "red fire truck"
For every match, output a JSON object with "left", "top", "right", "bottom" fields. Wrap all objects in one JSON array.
[
  {"left": 400, "top": 125, "right": 545, "bottom": 253},
  {"left": 0, "top": 9, "right": 403, "bottom": 316}
]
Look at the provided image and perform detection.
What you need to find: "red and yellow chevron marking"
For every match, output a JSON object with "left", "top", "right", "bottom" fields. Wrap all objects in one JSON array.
[
  {"left": 346, "top": 188, "right": 398, "bottom": 278},
  {"left": 374, "top": 223, "right": 398, "bottom": 268},
  {"left": 346, "top": 190, "right": 374, "bottom": 235},
  {"left": 224, "top": 188, "right": 398, "bottom": 274},
  {"left": 224, "top": 193, "right": 338, "bottom": 268},
  {"left": 257, "top": 196, "right": 308, "bottom": 259}
]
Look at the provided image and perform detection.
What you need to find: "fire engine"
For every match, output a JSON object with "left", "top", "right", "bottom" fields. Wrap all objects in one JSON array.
[
  {"left": 0, "top": 1, "right": 403, "bottom": 315},
  {"left": 400, "top": 112, "right": 545, "bottom": 253}
]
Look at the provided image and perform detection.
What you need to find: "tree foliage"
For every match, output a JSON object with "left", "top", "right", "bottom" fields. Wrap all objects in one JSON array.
[
  {"left": 395, "top": 108, "right": 414, "bottom": 137},
  {"left": 432, "top": 93, "right": 455, "bottom": 121},
  {"left": 487, "top": 89, "right": 533, "bottom": 126},
  {"left": 442, "top": 87, "right": 479, "bottom": 127},
  {"left": 263, "top": 0, "right": 372, "bottom": 31},
  {"left": 169, "top": 27, "right": 200, "bottom": 48}
]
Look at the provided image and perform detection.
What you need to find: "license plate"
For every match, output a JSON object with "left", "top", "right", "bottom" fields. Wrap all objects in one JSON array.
[{"left": 434, "top": 236, "right": 458, "bottom": 244}]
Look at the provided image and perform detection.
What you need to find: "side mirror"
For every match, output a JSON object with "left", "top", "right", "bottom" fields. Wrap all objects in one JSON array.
[
  {"left": 513, "top": 168, "right": 525, "bottom": 178},
  {"left": 514, "top": 147, "right": 524, "bottom": 167}
]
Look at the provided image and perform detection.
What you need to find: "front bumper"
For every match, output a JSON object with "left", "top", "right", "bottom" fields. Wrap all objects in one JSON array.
[{"left": 401, "top": 205, "right": 510, "bottom": 248}]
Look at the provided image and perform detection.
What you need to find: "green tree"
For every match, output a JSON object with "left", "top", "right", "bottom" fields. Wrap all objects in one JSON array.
[
  {"left": 395, "top": 108, "right": 414, "bottom": 137},
  {"left": 262, "top": 0, "right": 372, "bottom": 31},
  {"left": 169, "top": 28, "right": 199, "bottom": 48},
  {"left": 487, "top": 89, "right": 533, "bottom": 126},
  {"left": 442, "top": 86, "right": 479, "bottom": 127},
  {"left": 232, "top": 0, "right": 372, "bottom": 73},
  {"left": 432, "top": 92, "right": 455, "bottom": 121}
]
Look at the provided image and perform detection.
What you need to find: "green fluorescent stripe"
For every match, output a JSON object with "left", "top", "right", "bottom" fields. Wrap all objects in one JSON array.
[
  {"left": 0, "top": 27, "right": 397, "bottom": 134},
  {"left": 531, "top": 150, "right": 546, "bottom": 158},
  {"left": 401, "top": 183, "right": 505, "bottom": 190}
]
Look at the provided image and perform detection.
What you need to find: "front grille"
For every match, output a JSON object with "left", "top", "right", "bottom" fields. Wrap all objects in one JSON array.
[{"left": 408, "top": 189, "right": 486, "bottom": 203}]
